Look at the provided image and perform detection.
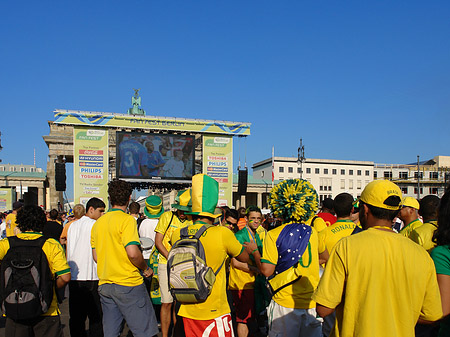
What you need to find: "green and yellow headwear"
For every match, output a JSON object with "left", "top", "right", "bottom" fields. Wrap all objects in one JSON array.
[
  {"left": 268, "top": 179, "right": 319, "bottom": 223},
  {"left": 171, "top": 189, "right": 192, "bottom": 212},
  {"left": 187, "top": 174, "right": 221, "bottom": 219},
  {"left": 144, "top": 195, "right": 164, "bottom": 218}
]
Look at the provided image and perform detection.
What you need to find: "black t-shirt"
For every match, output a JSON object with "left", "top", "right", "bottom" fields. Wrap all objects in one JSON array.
[{"left": 43, "top": 221, "right": 63, "bottom": 241}]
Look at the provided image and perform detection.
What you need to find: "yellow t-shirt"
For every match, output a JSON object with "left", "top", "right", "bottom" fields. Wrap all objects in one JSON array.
[
  {"left": 400, "top": 218, "right": 423, "bottom": 238},
  {"left": 261, "top": 223, "right": 325, "bottom": 309},
  {"left": 170, "top": 222, "right": 244, "bottom": 320},
  {"left": 313, "top": 228, "right": 443, "bottom": 337},
  {"left": 5, "top": 213, "right": 17, "bottom": 237},
  {"left": 91, "top": 209, "right": 143, "bottom": 287},
  {"left": 410, "top": 221, "right": 438, "bottom": 253},
  {"left": 307, "top": 215, "right": 327, "bottom": 233},
  {"left": 155, "top": 211, "right": 192, "bottom": 264},
  {"left": 0, "top": 232, "right": 70, "bottom": 316},
  {"left": 228, "top": 225, "right": 266, "bottom": 290},
  {"left": 319, "top": 219, "right": 359, "bottom": 254}
]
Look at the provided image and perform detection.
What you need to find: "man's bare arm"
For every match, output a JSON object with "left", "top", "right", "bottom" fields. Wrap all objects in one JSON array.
[
  {"left": 317, "top": 303, "right": 335, "bottom": 318},
  {"left": 155, "top": 232, "right": 169, "bottom": 259},
  {"left": 56, "top": 273, "right": 71, "bottom": 289}
]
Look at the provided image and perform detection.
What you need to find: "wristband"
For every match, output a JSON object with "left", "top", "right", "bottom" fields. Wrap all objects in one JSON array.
[{"left": 251, "top": 248, "right": 258, "bottom": 255}]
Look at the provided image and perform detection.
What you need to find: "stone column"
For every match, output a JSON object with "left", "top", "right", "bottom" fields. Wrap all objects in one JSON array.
[
  {"left": 240, "top": 194, "right": 246, "bottom": 209},
  {"left": 38, "top": 187, "right": 45, "bottom": 208},
  {"left": 257, "top": 192, "right": 262, "bottom": 209}
]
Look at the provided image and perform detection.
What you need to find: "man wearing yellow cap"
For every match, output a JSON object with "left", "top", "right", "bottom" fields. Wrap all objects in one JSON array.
[
  {"left": 313, "top": 180, "right": 442, "bottom": 337},
  {"left": 398, "top": 196, "right": 422, "bottom": 238},
  {"left": 170, "top": 174, "right": 249, "bottom": 337},
  {"left": 154, "top": 189, "right": 192, "bottom": 337}
]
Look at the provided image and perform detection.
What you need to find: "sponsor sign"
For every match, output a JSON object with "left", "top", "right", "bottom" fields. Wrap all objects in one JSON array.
[
  {"left": 0, "top": 188, "right": 13, "bottom": 212},
  {"left": 203, "top": 136, "right": 233, "bottom": 206},
  {"left": 74, "top": 127, "right": 109, "bottom": 207}
]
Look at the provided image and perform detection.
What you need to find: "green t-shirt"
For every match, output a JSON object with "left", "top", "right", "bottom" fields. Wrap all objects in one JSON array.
[{"left": 431, "top": 245, "right": 450, "bottom": 337}]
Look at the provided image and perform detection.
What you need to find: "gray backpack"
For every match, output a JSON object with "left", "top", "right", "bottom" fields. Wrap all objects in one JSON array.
[{"left": 167, "top": 225, "right": 224, "bottom": 303}]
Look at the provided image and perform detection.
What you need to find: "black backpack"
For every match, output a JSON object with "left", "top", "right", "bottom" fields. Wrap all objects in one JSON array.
[{"left": 0, "top": 236, "right": 54, "bottom": 320}]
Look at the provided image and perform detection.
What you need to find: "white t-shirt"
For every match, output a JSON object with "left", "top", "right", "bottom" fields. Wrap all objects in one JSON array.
[
  {"left": 139, "top": 218, "right": 158, "bottom": 259},
  {"left": 67, "top": 215, "right": 98, "bottom": 281}
]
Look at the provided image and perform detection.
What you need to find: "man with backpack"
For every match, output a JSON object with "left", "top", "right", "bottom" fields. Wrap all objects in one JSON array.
[
  {"left": 154, "top": 189, "right": 192, "bottom": 337},
  {"left": 169, "top": 174, "right": 249, "bottom": 337},
  {"left": 0, "top": 205, "right": 71, "bottom": 337}
]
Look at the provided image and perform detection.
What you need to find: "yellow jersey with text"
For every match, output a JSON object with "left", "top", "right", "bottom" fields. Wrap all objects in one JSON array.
[{"left": 319, "top": 219, "right": 359, "bottom": 254}]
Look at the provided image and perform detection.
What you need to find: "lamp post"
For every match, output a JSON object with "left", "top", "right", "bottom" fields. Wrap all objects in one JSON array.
[{"left": 297, "top": 138, "right": 305, "bottom": 179}]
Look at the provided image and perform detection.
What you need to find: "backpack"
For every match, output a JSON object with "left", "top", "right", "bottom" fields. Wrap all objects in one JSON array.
[
  {"left": 167, "top": 225, "right": 224, "bottom": 303},
  {"left": 0, "top": 236, "right": 54, "bottom": 320}
]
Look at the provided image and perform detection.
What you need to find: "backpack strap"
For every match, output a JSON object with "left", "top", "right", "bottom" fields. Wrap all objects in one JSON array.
[
  {"left": 8, "top": 235, "right": 47, "bottom": 248},
  {"left": 311, "top": 216, "right": 319, "bottom": 228}
]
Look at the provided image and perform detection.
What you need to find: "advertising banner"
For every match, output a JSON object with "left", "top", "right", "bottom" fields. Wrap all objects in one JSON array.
[
  {"left": 203, "top": 135, "right": 233, "bottom": 207},
  {"left": 54, "top": 110, "right": 251, "bottom": 136},
  {"left": 0, "top": 188, "right": 13, "bottom": 212},
  {"left": 74, "top": 127, "right": 109, "bottom": 207}
]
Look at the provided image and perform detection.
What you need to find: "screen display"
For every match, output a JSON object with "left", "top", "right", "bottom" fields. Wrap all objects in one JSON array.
[{"left": 116, "top": 131, "right": 195, "bottom": 181}]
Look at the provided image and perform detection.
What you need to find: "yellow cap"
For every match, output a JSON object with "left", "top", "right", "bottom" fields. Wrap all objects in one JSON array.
[
  {"left": 402, "top": 196, "right": 420, "bottom": 210},
  {"left": 360, "top": 180, "right": 402, "bottom": 210}
]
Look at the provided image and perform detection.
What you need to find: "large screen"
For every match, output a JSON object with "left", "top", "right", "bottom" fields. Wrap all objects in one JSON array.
[{"left": 116, "top": 131, "right": 195, "bottom": 181}]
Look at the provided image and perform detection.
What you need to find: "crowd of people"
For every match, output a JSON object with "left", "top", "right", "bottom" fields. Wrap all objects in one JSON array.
[{"left": 0, "top": 175, "right": 449, "bottom": 337}]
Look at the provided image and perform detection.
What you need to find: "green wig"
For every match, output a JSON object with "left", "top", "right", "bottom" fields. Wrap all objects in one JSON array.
[{"left": 268, "top": 179, "right": 319, "bottom": 223}]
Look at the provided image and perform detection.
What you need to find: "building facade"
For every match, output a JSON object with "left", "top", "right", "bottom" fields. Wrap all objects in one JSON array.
[
  {"left": 252, "top": 156, "right": 374, "bottom": 202},
  {"left": 374, "top": 155, "right": 450, "bottom": 198},
  {"left": 0, "top": 164, "right": 47, "bottom": 208}
]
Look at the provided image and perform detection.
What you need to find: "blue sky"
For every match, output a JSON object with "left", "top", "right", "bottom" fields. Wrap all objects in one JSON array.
[{"left": 1, "top": 1, "right": 449, "bottom": 199}]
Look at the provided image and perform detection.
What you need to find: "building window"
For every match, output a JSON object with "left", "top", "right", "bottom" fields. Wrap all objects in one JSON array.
[
  {"left": 324, "top": 169, "right": 328, "bottom": 174},
  {"left": 315, "top": 168, "right": 320, "bottom": 174},
  {"left": 399, "top": 172, "right": 408, "bottom": 179},
  {"left": 357, "top": 180, "right": 362, "bottom": 189},
  {"left": 349, "top": 180, "right": 354, "bottom": 189},
  {"left": 306, "top": 168, "right": 311, "bottom": 174},
  {"left": 341, "top": 169, "right": 345, "bottom": 175},
  {"left": 279, "top": 167, "right": 284, "bottom": 173},
  {"left": 21, "top": 167, "right": 24, "bottom": 172},
  {"left": 430, "top": 172, "right": 438, "bottom": 179},
  {"left": 414, "top": 172, "right": 423, "bottom": 179},
  {"left": 320, "top": 186, "right": 323, "bottom": 191},
  {"left": 261, "top": 171, "right": 264, "bottom": 178},
  {"left": 431, "top": 187, "right": 438, "bottom": 194},
  {"left": 401, "top": 187, "right": 408, "bottom": 194},
  {"left": 384, "top": 171, "right": 392, "bottom": 179},
  {"left": 374, "top": 171, "right": 378, "bottom": 178},
  {"left": 288, "top": 167, "right": 293, "bottom": 173},
  {"left": 414, "top": 187, "right": 423, "bottom": 195},
  {"left": 349, "top": 170, "right": 354, "bottom": 175},
  {"left": 357, "top": 170, "right": 362, "bottom": 176},
  {"left": 365, "top": 170, "right": 370, "bottom": 176},
  {"left": 297, "top": 167, "right": 301, "bottom": 173},
  {"left": 333, "top": 169, "right": 337, "bottom": 175},
  {"left": 30, "top": 167, "right": 34, "bottom": 172},
  {"left": 340, "top": 180, "right": 345, "bottom": 189}
]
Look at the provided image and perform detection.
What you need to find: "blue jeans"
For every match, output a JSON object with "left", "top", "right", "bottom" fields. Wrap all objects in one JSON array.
[{"left": 98, "top": 283, "right": 158, "bottom": 337}]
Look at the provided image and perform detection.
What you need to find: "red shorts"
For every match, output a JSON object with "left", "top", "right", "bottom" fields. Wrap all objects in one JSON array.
[
  {"left": 183, "top": 313, "right": 234, "bottom": 337},
  {"left": 231, "top": 289, "right": 255, "bottom": 324}
]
